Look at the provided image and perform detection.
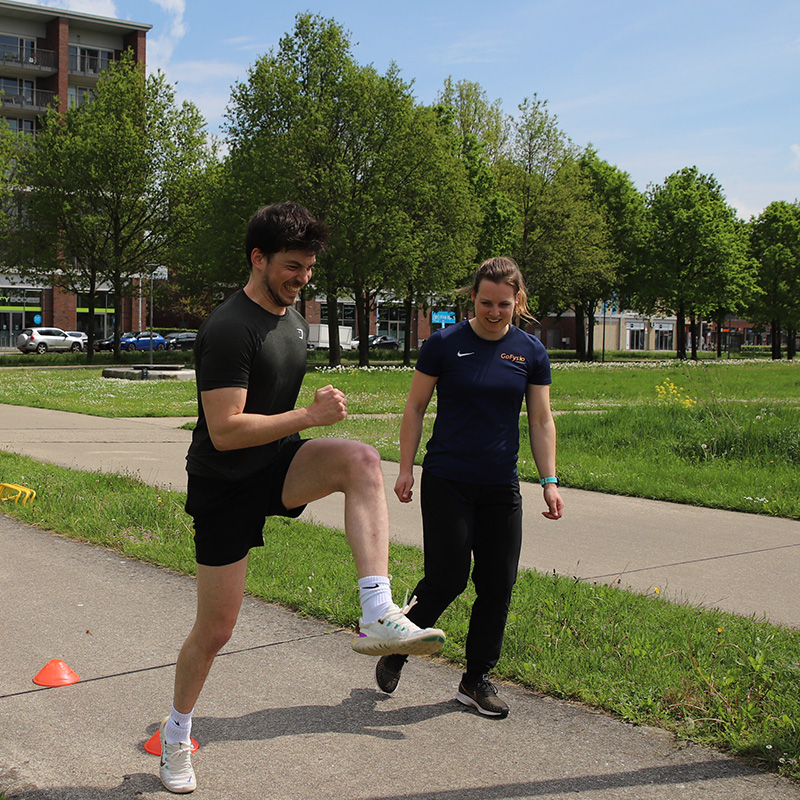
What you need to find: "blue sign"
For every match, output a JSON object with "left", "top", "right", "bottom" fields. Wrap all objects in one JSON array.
[
  {"left": 432, "top": 311, "right": 456, "bottom": 325},
  {"left": 33, "top": 314, "right": 42, "bottom": 325}
]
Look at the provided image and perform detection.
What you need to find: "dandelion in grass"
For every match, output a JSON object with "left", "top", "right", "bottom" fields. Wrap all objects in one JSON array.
[{"left": 655, "top": 379, "right": 696, "bottom": 409}]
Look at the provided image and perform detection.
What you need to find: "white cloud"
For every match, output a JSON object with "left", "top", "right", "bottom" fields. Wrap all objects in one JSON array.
[
  {"left": 41, "top": 0, "right": 119, "bottom": 16},
  {"left": 146, "top": 0, "right": 187, "bottom": 73}
]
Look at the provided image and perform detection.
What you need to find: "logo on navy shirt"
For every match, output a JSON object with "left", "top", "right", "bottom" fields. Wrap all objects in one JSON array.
[{"left": 501, "top": 352, "right": 526, "bottom": 363}]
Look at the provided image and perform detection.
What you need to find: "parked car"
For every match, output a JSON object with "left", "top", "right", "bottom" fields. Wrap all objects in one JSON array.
[
  {"left": 352, "top": 334, "right": 400, "bottom": 350},
  {"left": 16, "top": 327, "right": 84, "bottom": 354},
  {"left": 66, "top": 331, "right": 88, "bottom": 351},
  {"left": 123, "top": 331, "right": 167, "bottom": 351},
  {"left": 94, "top": 332, "right": 135, "bottom": 351},
  {"left": 164, "top": 331, "right": 197, "bottom": 351}
]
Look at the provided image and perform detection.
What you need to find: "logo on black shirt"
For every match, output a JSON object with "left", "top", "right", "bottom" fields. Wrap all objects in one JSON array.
[{"left": 501, "top": 352, "right": 526, "bottom": 363}]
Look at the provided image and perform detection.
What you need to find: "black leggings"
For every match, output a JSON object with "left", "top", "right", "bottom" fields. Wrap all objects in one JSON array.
[{"left": 407, "top": 470, "right": 523, "bottom": 676}]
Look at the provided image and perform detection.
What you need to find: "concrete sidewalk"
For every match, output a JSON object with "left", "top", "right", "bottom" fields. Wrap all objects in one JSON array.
[
  {"left": 2, "top": 402, "right": 800, "bottom": 798},
  {"left": 2, "top": 403, "right": 800, "bottom": 626}
]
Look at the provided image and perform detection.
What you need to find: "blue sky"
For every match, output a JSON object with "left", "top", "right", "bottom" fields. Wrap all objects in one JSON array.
[{"left": 37, "top": 0, "right": 800, "bottom": 219}]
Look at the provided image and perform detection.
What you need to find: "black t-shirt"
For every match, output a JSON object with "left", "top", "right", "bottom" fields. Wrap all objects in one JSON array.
[{"left": 186, "top": 289, "right": 309, "bottom": 481}]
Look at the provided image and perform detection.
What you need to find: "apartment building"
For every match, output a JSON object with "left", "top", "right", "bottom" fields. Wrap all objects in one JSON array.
[{"left": 0, "top": 0, "right": 151, "bottom": 347}]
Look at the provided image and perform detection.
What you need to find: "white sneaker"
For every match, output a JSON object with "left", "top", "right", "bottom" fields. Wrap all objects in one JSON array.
[
  {"left": 352, "top": 599, "right": 445, "bottom": 656},
  {"left": 159, "top": 717, "right": 197, "bottom": 794}
]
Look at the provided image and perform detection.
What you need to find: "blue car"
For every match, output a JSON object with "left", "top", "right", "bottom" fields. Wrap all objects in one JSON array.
[{"left": 123, "top": 331, "right": 167, "bottom": 351}]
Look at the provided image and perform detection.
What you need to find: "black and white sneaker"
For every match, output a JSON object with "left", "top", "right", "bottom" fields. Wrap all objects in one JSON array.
[
  {"left": 456, "top": 674, "right": 509, "bottom": 718},
  {"left": 375, "top": 654, "right": 407, "bottom": 694}
]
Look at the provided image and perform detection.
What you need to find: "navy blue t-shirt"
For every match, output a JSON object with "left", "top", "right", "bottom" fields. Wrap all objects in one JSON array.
[{"left": 416, "top": 320, "right": 551, "bottom": 484}]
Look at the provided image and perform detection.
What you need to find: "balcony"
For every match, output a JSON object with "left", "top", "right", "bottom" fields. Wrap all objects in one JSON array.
[
  {"left": 68, "top": 54, "right": 116, "bottom": 86},
  {"left": 0, "top": 88, "right": 56, "bottom": 116},
  {"left": 0, "top": 44, "right": 58, "bottom": 76}
]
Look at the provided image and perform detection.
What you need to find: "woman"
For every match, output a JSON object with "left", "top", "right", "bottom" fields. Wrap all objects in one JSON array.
[{"left": 380, "top": 256, "right": 564, "bottom": 718}]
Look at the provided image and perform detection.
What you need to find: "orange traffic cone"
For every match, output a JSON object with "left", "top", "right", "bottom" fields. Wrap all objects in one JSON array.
[
  {"left": 33, "top": 659, "right": 79, "bottom": 687},
  {"left": 144, "top": 728, "right": 199, "bottom": 756}
]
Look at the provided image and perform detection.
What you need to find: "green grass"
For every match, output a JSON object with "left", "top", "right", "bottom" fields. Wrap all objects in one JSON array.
[
  {"left": 1, "top": 449, "right": 799, "bottom": 779},
  {"left": 1, "top": 361, "right": 799, "bottom": 517}
]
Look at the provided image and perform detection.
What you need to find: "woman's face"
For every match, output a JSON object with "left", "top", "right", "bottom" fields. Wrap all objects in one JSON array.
[{"left": 470, "top": 279, "right": 519, "bottom": 340}]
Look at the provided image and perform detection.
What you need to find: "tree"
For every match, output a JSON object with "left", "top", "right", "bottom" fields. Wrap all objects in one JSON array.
[
  {"left": 435, "top": 81, "right": 518, "bottom": 266},
  {"left": 498, "top": 98, "right": 619, "bottom": 360},
  {"left": 641, "top": 167, "right": 749, "bottom": 360},
  {"left": 578, "top": 148, "right": 647, "bottom": 308},
  {"left": 500, "top": 95, "right": 575, "bottom": 279},
  {"left": 436, "top": 77, "right": 508, "bottom": 165},
  {"left": 225, "top": 13, "right": 478, "bottom": 366},
  {"left": 749, "top": 201, "right": 800, "bottom": 359},
  {"left": 9, "top": 51, "right": 212, "bottom": 359},
  {"left": 524, "top": 158, "right": 617, "bottom": 360}
]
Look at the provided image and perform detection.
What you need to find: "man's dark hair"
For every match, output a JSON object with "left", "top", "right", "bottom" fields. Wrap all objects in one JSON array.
[{"left": 244, "top": 201, "right": 329, "bottom": 264}]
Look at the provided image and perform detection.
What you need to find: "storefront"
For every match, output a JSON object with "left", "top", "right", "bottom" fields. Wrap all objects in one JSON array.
[{"left": 0, "top": 286, "right": 43, "bottom": 347}]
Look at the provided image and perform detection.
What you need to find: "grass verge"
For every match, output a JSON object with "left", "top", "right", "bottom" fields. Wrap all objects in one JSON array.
[{"left": 2, "top": 449, "right": 799, "bottom": 779}]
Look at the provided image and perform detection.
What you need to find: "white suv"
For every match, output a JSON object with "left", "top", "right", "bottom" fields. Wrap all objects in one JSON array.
[{"left": 16, "top": 327, "right": 84, "bottom": 354}]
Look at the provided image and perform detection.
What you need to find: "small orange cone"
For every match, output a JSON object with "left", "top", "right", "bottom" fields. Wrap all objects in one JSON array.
[
  {"left": 144, "top": 728, "right": 199, "bottom": 756},
  {"left": 33, "top": 659, "right": 79, "bottom": 687}
]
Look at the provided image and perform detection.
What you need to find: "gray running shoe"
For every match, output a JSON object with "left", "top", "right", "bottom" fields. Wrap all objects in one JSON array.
[
  {"left": 456, "top": 674, "right": 509, "bottom": 718},
  {"left": 375, "top": 654, "right": 408, "bottom": 693}
]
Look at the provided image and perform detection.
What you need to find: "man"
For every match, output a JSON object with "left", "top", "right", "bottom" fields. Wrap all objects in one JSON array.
[{"left": 158, "top": 201, "right": 445, "bottom": 793}]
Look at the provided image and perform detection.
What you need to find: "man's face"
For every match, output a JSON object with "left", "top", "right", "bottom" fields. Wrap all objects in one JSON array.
[{"left": 254, "top": 248, "right": 316, "bottom": 312}]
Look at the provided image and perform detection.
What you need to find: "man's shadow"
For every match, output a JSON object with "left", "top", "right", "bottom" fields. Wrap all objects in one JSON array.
[{"left": 145, "top": 687, "right": 460, "bottom": 746}]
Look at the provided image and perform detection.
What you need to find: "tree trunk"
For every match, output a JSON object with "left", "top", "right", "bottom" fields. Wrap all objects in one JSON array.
[
  {"left": 787, "top": 326, "right": 796, "bottom": 360},
  {"left": 715, "top": 314, "right": 724, "bottom": 358},
  {"left": 771, "top": 319, "right": 782, "bottom": 360},
  {"left": 675, "top": 302, "right": 687, "bottom": 360},
  {"left": 689, "top": 312, "right": 698, "bottom": 361},
  {"left": 402, "top": 289, "right": 413, "bottom": 367},
  {"left": 325, "top": 291, "right": 341, "bottom": 368},
  {"left": 113, "top": 274, "right": 124, "bottom": 362},
  {"left": 585, "top": 302, "right": 596, "bottom": 362},
  {"left": 354, "top": 280, "right": 371, "bottom": 367},
  {"left": 574, "top": 305, "right": 586, "bottom": 361}
]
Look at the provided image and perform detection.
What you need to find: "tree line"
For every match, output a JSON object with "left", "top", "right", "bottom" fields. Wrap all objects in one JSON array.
[{"left": 1, "top": 13, "right": 798, "bottom": 363}]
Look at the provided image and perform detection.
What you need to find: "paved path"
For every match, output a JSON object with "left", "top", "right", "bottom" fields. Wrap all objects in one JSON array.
[
  {"left": 2, "top": 403, "right": 799, "bottom": 626},
  {"left": 2, "top": 402, "right": 800, "bottom": 798}
]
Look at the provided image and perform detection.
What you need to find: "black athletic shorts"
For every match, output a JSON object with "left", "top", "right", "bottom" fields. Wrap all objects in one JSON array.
[{"left": 185, "top": 436, "right": 309, "bottom": 567}]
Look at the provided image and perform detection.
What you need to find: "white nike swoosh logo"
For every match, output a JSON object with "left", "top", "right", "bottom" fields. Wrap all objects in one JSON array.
[{"left": 457, "top": 351, "right": 475, "bottom": 357}]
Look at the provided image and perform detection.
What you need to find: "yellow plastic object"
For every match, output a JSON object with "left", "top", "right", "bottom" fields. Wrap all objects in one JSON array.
[{"left": 0, "top": 483, "right": 36, "bottom": 505}]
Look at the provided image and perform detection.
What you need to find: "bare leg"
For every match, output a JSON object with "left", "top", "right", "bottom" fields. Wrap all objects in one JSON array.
[
  {"left": 173, "top": 556, "right": 249, "bottom": 713},
  {"left": 282, "top": 439, "right": 389, "bottom": 578}
]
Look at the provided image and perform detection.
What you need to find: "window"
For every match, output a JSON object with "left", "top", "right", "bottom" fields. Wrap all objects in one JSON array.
[
  {"left": 653, "top": 325, "right": 674, "bottom": 351},
  {"left": 320, "top": 302, "right": 356, "bottom": 324},
  {"left": 69, "top": 45, "right": 114, "bottom": 74},
  {"left": 0, "top": 77, "right": 34, "bottom": 104},
  {"left": 626, "top": 323, "right": 645, "bottom": 350},
  {"left": 0, "top": 34, "right": 35, "bottom": 64},
  {"left": 6, "top": 118, "right": 34, "bottom": 135},
  {"left": 377, "top": 303, "right": 405, "bottom": 339},
  {"left": 67, "top": 85, "right": 93, "bottom": 108}
]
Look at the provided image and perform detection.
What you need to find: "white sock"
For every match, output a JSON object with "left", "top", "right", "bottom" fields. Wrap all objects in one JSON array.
[
  {"left": 164, "top": 704, "right": 193, "bottom": 745},
  {"left": 358, "top": 575, "right": 393, "bottom": 623}
]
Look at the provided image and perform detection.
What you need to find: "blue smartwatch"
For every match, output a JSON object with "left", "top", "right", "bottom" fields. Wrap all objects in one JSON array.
[{"left": 540, "top": 477, "right": 559, "bottom": 486}]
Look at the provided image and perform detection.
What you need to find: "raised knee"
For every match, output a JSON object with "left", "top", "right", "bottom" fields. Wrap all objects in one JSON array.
[{"left": 344, "top": 442, "right": 382, "bottom": 480}]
